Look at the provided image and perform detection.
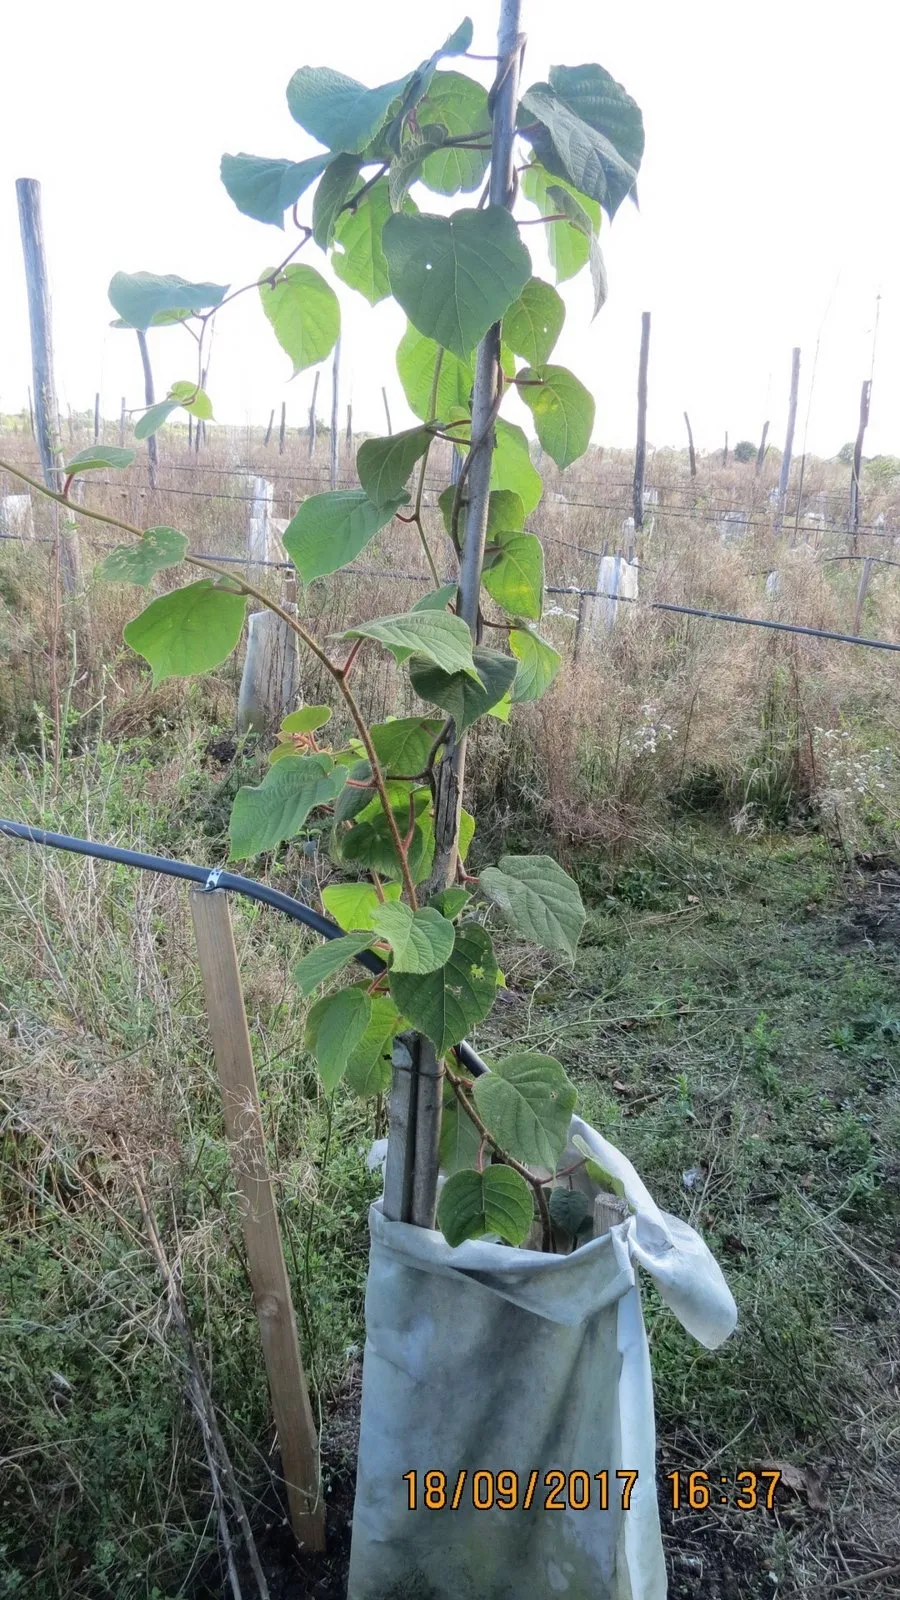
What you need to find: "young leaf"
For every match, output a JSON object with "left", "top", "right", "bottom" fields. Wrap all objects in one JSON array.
[
  {"left": 519, "top": 85, "right": 639, "bottom": 217},
  {"left": 520, "top": 164, "right": 599, "bottom": 283},
  {"left": 322, "top": 880, "right": 402, "bottom": 932},
  {"left": 439, "top": 487, "right": 525, "bottom": 539},
  {"left": 437, "top": 1165, "right": 534, "bottom": 1248},
  {"left": 388, "top": 124, "right": 450, "bottom": 211},
  {"left": 357, "top": 427, "right": 432, "bottom": 506},
  {"left": 342, "top": 612, "right": 480, "bottom": 680},
  {"left": 490, "top": 421, "right": 543, "bottom": 514},
  {"left": 134, "top": 400, "right": 178, "bottom": 441},
  {"left": 369, "top": 716, "right": 444, "bottom": 775},
  {"left": 312, "top": 154, "right": 362, "bottom": 248},
  {"left": 123, "top": 580, "right": 246, "bottom": 685},
  {"left": 168, "top": 381, "right": 214, "bottom": 420},
  {"left": 229, "top": 753, "right": 347, "bottom": 859},
  {"left": 108, "top": 271, "right": 228, "bottom": 331},
  {"left": 438, "top": 1084, "right": 482, "bottom": 1175},
  {"left": 479, "top": 854, "right": 586, "bottom": 962},
  {"left": 503, "top": 278, "right": 565, "bottom": 366},
  {"left": 293, "top": 931, "right": 375, "bottom": 996},
  {"left": 412, "top": 582, "right": 458, "bottom": 612},
  {"left": 415, "top": 71, "right": 490, "bottom": 195},
  {"left": 589, "top": 235, "right": 608, "bottom": 318},
  {"left": 65, "top": 446, "right": 135, "bottom": 474},
  {"left": 371, "top": 902, "right": 455, "bottom": 974},
  {"left": 397, "top": 324, "right": 474, "bottom": 419},
  {"left": 549, "top": 1187, "right": 592, "bottom": 1237},
  {"left": 340, "top": 802, "right": 434, "bottom": 885},
  {"left": 408, "top": 646, "right": 517, "bottom": 732},
  {"left": 472, "top": 1052, "right": 577, "bottom": 1172},
  {"left": 280, "top": 705, "right": 331, "bottom": 733},
  {"left": 430, "top": 886, "right": 471, "bottom": 919},
  {"left": 282, "top": 490, "right": 403, "bottom": 582},
  {"left": 98, "top": 527, "right": 188, "bottom": 586},
  {"left": 482, "top": 532, "right": 544, "bottom": 621},
  {"left": 331, "top": 180, "right": 395, "bottom": 305},
  {"left": 220, "top": 152, "right": 329, "bottom": 227},
  {"left": 509, "top": 627, "right": 561, "bottom": 701},
  {"left": 305, "top": 986, "right": 372, "bottom": 1093},
  {"left": 259, "top": 264, "right": 340, "bottom": 375},
  {"left": 516, "top": 365, "right": 595, "bottom": 469},
  {"left": 390, "top": 921, "right": 497, "bottom": 1053},
  {"left": 571, "top": 1134, "right": 628, "bottom": 1199},
  {"left": 287, "top": 66, "right": 412, "bottom": 154},
  {"left": 344, "top": 994, "right": 402, "bottom": 1097},
  {"left": 382, "top": 208, "right": 531, "bottom": 360}
]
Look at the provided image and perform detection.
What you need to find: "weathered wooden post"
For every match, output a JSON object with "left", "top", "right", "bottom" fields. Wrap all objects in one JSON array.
[
  {"left": 307, "top": 370, "right": 320, "bottom": 460},
  {"left": 15, "top": 178, "right": 82, "bottom": 592},
  {"left": 93, "top": 392, "right": 100, "bottom": 443},
  {"left": 853, "top": 555, "right": 874, "bottom": 634},
  {"left": 135, "top": 330, "right": 158, "bottom": 488},
  {"left": 330, "top": 338, "right": 341, "bottom": 490},
  {"left": 264, "top": 408, "right": 275, "bottom": 448},
  {"left": 27, "top": 386, "right": 35, "bottom": 439},
  {"left": 755, "top": 420, "right": 769, "bottom": 475},
  {"left": 722, "top": 431, "right": 729, "bottom": 467},
  {"left": 776, "top": 346, "right": 800, "bottom": 524},
  {"left": 684, "top": 410, "right": 696, "bottom": 477},
  {"left": 849, "top": 378, "right": 871, "bottom": 538},
  {"left": 346, "top": 402, "right": 353, "bottom": 451},
  {"left": 118, "top": 396, "right": 126, "bottom": 448},
  {"left": 381, "top": 385, "right": 393, "bottom": 436},
  {"left": 279, "top": 400, "right": 287, "bottom": 455},
  {"left": 633, "top": 311, "right": 650, "bottom": 531}
]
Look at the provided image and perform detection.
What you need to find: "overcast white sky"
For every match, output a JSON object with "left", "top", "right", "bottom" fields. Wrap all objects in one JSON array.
[{"left": 2, "top": 0, "right": 897, "bottom": 459}]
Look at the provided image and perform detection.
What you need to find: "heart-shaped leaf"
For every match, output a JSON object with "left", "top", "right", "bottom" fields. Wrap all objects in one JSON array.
[
  {"left": 305, "top": 986, "right": 372, "bottom": 1093},
  {"left": 509, "top": 627, "right": 561, "bottom": 702},
  {"left": 437, "top": 1165, "right": 534, "bottom": 1247},
  {"left": 124, "top": 581, "right": 245, "bottom": 684},
  {"left": 108, "top": 272, "right": 228, "bottom": 331},
  {"left": 65, "top": 446, "right": 135, "bottom": 474},
  {"left": 134, "top": 400, "right": 178, "bottom": 441},
  {"left": 287, "top": 66, "right": 412, "bottom": 154},
  {"left": 282, "top": 490, "right": 402, "bottom": 582},
  {"left": 371, "top": 902, "right": 455, "bottom": 974},
  {"left": 519, "top": 85, "right": 639, "bottom": 217},
  {"left": 259, "top": 264, "right": 340, "bottom": 375},
  {"left": 229, "top": 753, "right": 347, "bottom": 859},
  {"left": 516, "top": 364, "right": 595, "bottom": 469},
  {"left": 546, "top": 63, "right": 644, "bottom": 190},
  {"left": 332, "top": 180, "right": 395, "bottom": 305},
  {"left": 490, "top": 421, "right": 543, "bottom": 514},
  {"left": 168, "top": 381, "right": 213, "bottom": 420},
  {"left": 99, "top": 527, "right": 188, "bottom": 586},
  {"left": 415, "top": 70, "right": 490, "bottom": 195},
  {"left": 473, "top": 1052, "right": 576, "bottom": 1172},
  {"left": 549, "top": 1186, "right": 592, "bottom": 1237},
  {"left": 370, "top": 716, "right": 444, "bottom": 775},
  {"left": 220, "top": 152, "right": 329, "bottom": 227},
  {"left": 344, "top": 994, "right": 402, "bottom": 1097},
  {"left": 503, "top": 278, "right": 565, "bottom": 366},
  {"left": 293, "top": 933, "right": 374, "bottom": 998},
  {"left": 408, "top": 645, "right": 517, "bottom": 732},
  {"left": 312, "top": 154, "right": 362, "bottom": 248},
  {"left": 390, "top": 921, "right": 497, "bottom": 1053},
  {"left": 382, "top": 208, "right": 531, "bottom": 359},
  {"left": 479, "top": 854, "right": 585, "bottom": 961},
  {"left": 280, "top": 705, "right": 332, "bottom": 734},
  {"left": 321, "top": 880, "right": 402, "bottom": 932},
  {"left": 357, "top": 427, "right": 432, "bottom": 506},
  {"left": 342, "top": 611, "right": 480, "bottom": 680},
  {"left": 482, "top": 532, "right": 544, "bottom": 621},
  {"left": 397, "top": 324, "right": 474, "bottom": 419}
]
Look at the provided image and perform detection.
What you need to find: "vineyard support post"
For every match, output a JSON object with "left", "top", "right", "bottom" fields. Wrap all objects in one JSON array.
[
  {"left": 633, "top": 311, "right": 650, "bottom": 530},
  {"left": 135, "top": 330, "right": 158, "bottom": 489},
  {"left": 776, "top": 346, "right": 800, "bottom": 525},
  {"left": 849, "top": 378, "right": 871, "bottom": 541}
]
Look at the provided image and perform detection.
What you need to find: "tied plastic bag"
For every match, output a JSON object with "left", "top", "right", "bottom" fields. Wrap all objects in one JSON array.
[{"left": 348, "top": 1117, "right": 736, "bottom": 1600}]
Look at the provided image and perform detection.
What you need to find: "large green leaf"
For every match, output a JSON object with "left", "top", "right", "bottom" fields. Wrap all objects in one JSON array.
[
  {"left": 331, "top": 180, "right": 394, "bottom": 304},
  {"left": 168, "top": 381, "right": 213, "bottom": 420},
  {"left": 503, "top": 278, "right": 565, "bottom": 366},
  {"left": 220, "top": 152, "right": 329, "bottom": 226},
  {"left": 282, "top": 490, "right": 402, "bottom": 582},
  {"left": 490, "top": 420, "right": 543, "bottom": 514},
  {"left": 546, "top": 64, "right": 644, "bottom": 191},
  {"left": 312, "top": 154, "right": 362, "bottom": 248},
  {"left": 438, "top": 486, "right": 526, "bottom": 540},
  {"left": 482, "top": 532, "right": 544, "bottom": 621},
  {"left": 415, "top": 71, "right": 490, "bottom": 195},
  {"left": 229, "top": 754, "right": 347, "bottom": 859},
  {"left": 438, "top": 1083, "right": 482, "bottom": 1175},
  {"left": 293, "top": 932, "right": 374, "bottom": 997},
  {"left": 357, "top": 427, "right": 432, "bottom": 506},
  {"left": 509, "top": 627, "right": 561, "bottom": 702},
  {"left": 408, "top": 646, "right": 517, "bottom": 732},
  {"left": 519, "top": 85, "right": 639, "bottom": 218},
  {"left": 479, "top": 854, "right": 585, "bottom": 961},
  {"left": 134, "top": 401, "right": 178, "bottom": 441},
  {"left": 286, "top": 66, "right": 411, "bottom": 154},
  {"left": 382, "top": 208, "right": 531, "bottom": 359},
  {"left": 305, "top": 986, "right": 372, "bottom": 1093},
  {"left": 124, "top": 581, "right": 245, "bottom": 686},
  {"left": 437, "top": 1165, "right": 534, "bottom": 1247},
  {"left": 281, "top": 705, "right": 332, "bottom": 733},
  {"left": 516, "top": 364, "right": 595, "bottom": 469},
  {"left": 321, "top": 880, "right": 402, "bottom": 931},
  {"left": 108, "top": 272, "right": 228, "bottom": 331},
  {"left": 340, "top": 790, "right": 434, "bottom": 885},
  {"left": 473, "top": 1052, "right": 576, "bottom": 1172},
  {"left": 65, "top": 446, "right": 135, "bottom": 474},
  {"left": 520, "top": 164, "right": 599, "bottom": 283},
  {"left": 390, "top": 922, "right": 497, "bottom": 1053},
  {"left": 342, "top": 612, "right": 480, "bottom": 680},
  {"left": 396, "top": 324, "right": 473, "bottom": 419},
  {"left": 372, "top": 902, "right": 455, "bottom": 974},
  {"left": 370, "top": 716, "right": 444, "bottom": 775},
  {"left": 259, "top": 264, "right": 340, "bottom": 375},
  {"left": 344, "top": 994, "right": 402, "bottom": 1097},
  {"left": 98, "top": 527, "right": 188, "bottom": 586}
]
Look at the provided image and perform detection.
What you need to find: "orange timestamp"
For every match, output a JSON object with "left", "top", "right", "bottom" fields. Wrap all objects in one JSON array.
[
  {"left": 403, "top": 1468, "right": 640, "bottom": 1512},
  {"left": 666, "top": 1469, "right": 782, "bottom": 1510}
]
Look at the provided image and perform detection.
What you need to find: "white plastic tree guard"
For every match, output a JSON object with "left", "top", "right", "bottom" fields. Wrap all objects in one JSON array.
[
  {"left": 245, "top": 475, "right": 275, "bottom": 564},
  {"left": 0, "top": 495, "right": 34, "bottom": 539},
  {"left": 349, "top": 1117, "right": 736, "bottom": 1600},
  {"left": 236, "top": 610, "right": 299, "bottom": 734},
  {"left": 587, "top": 553, "right": 639, "bottom": 634}
]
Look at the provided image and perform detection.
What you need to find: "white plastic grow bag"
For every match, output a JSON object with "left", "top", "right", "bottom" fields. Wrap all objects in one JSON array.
[{"left": 348, "top": 1117, "right": 736, "bottom": 1600}]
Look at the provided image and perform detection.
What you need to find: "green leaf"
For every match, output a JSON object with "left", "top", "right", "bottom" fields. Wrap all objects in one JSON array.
[
  {"left": 370, "top": 716, "right": 444, "bottom": 775},
  {"left": 305, "top": 986, "right": 372, "bottom": 1093},
  {"left": 503, "top": 278, "right": 565, "bottom": 366},
  {"left": 572, "top": 1135, "right": 627, "bottom": 1199},
  {"left": 382, "top": 208, "right": 531, "bottom": 360},
  {"left": 282, "top": 490, "right": 402, "bottom": 582},
  {"left": 124, "top": 580, "right": 245, "bottom": 685},
  {"left": 229, "top": 753, "right": 347, "bottom": 859},
  {"left": 482, "top": 532, "right": 544, "bottom": 621},
  {"left": 545, "top": 63, "right": 644, "bottom": 198},
  {"left": 409, "top": 645, "right": 517, "bottom": 732},
  {"left": 437, "top": 1165, "right": 533, "bottom": 1248},
  {"left": 488, "top": 689, "right": 512, "bottom": 723},
  {"left": 519, "top": 85, "right": 639, "bottom": 217},
  {"left": 589, "top": 236, "right": 608, "bottom": 318},
  {"left": 357, "top": 427, "right": 432, "bottom": 505},
  {"left": 64, "top": 446, "right": 134, "bottom": 474},
  {"left": 134, "top": 401, "right": 178, "bottom": 441},
  {"left": 259, "top": 264, "right": 340, "bottom": 375},
  {"left": 509, "top": 627, "right": 561, "bottom": 701},
  {"left": 430, "top": 886, "right": 471, "bottom": 919},
  {"left": 168, "top": 381, "right": 214, "bottom": 420},
  {"left": 441, "top": 17, "right": 473, "bottom": 54},
  {"left": 545, "top": 182, "right": 595, "bottom": 238},
  {"left": 322, "top": 880, "right": 402, "bottom": 932},
  {"left": 388, "top": 124, "right": 449, "bottom": 211},
  {"left": 293, "top": 932, "right": 374, "bottom": 996},
  {"left": 342, "top": 611, "right": 480, "bottom": 680},
  {"left": 108, "top": 272, "right": 228, "bottom": 331},
  {"left": 412, "top": 582, "right": 458, "bottom": 612},
  {"left": 287, "top": 66, "right": 411, "bottom": 154},
  {"left": 312, "top": 154, "right": 362, "bottom": 248},
  {"left": 390, "top": 921, "right": 497, "bottom": 1053},
  {"left": 372, "top": 903, "right": 455, "bottom": 974},
  {"left": 220, "top": 152, "right": 329, "bottom": 227},
  {"left": 516, "top": 365, "right": 595, "bottom": 469},
  {"left": 397, "top": 324, "right": 474, "bottom": 419},
  {"left": 280, "top": 705, "right": 331, "bottom": 733},
  {"left": 520, "top": 164, "right": 599, "bottom": 283},
  {"left": 331, "top": 179, "right": 395, "bottom": 305},
  {"left": 416, "top": 71, "right": 490, "bottom": 195},
  {"left": 479, "top": 854, "right": 586, "bottom": 961},
  {"left": 472, "top": 1052, "right": 577, "bottom": 1172},
  {"left": 332, "top": 760, "right": 375, "bottom": 824},
  {"left": 458, "top": 806, "right": 475, "bottom": 863},
  {"left": 340, "top": 796, "right": 434, "bottom": 885},
  {"left": 439, "top": 487, "right": 525, "bottom": 539},
  {"left": 490, "top": 420, "right": 543, "bottom": 514},
  {"left": 98, "top": 526, "right": 188, "bottom": 586},
  {"left": 344, "top": 994, "right": 402, "bottom": 1097},
  {"left": 438, "top": 1084, "right": 482, "bottom": 1175},
  {"left": 549, "top": 1187, "right": 592, "bottom": 1237}
]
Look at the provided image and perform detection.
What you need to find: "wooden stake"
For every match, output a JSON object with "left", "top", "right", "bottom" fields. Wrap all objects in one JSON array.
[
  {"left": 723, "top": 431, "right": 729, "bottom": 467},
  {"left": 777, "top": 346, "right": 800, "bottom": 522},
  {"left": 279, "top": 401, "right": 287, "bottom": 456},
  {"left": 93, "top": 392, "right": 100, "bottom": 443},
  {"left": 27, "top": 386, "right": 35, "bottom": 438},
  {"left": 308, "top": 371, "right": 320, "bottom": 460},
  {"left": 849, "top": 378, "right": 871, "bottom": 538},
  {"left": 853, "top": 555, "right": 874, "bottom": 635},
  {"left": 755, "top": 420, "right": 769, "bottom": 475},
  {"left": 330, "top": 339, "right": 340, "bottom": 490},
  {"left": 264, "top": 408, "right": 275, "bottom": 448},
  {"left": 381, "top": 386, "right": 393, "bottom": 436},
  {"left": 683, "top": 410, "right": 696, "bottom": 477},
  {"left": 633, "top": 311, "right": 650, "bottom": 530},
  {"left": 189, "top": 890, "right": 325, "bottom": 1552},
  {"left": 119, "top": 396, "right": 126, "bottom": 447},
  {"left": 346, "top": 402, "right": 353, "bottom": 451},
  {"left": 135, "top": 329, "right": 158, "bottom": 489}
]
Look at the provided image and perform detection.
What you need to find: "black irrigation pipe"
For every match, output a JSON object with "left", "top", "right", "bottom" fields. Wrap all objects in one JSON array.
[{"left": 0, "top": 820, "right": 488, "bottom": 1078}]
